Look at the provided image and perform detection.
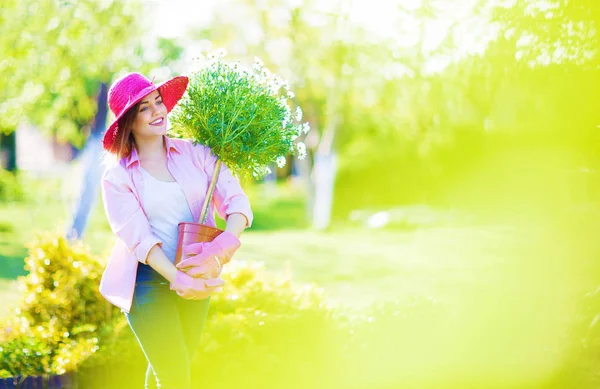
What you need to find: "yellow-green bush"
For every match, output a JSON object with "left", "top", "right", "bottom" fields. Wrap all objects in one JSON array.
[
  {"left": 192, "top": 261, "right": 343, "bottom": 388},
  {"left": 0, "top": 233, "right": 121, "bottom": 377}
]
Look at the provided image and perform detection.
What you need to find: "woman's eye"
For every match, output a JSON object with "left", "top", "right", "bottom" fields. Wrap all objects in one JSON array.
[
  {"left": 157, "top": 100, "right": 163, "bottom": 105},
  {"left": 139, "top": 107, "right": 148, "bottom": 112}
]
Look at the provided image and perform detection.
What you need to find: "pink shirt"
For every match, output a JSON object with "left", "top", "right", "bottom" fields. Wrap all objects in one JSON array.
[{"left": 99, "top": 136, "right": 253, "bottom": 312}]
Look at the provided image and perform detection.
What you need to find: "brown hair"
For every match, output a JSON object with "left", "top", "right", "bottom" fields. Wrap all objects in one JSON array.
[{"left": 106, "top": 102, "right": 140, "bottom": 159}]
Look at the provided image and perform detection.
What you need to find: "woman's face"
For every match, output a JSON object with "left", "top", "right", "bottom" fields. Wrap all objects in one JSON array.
[{"left": 131, "top": 90, "right": 168, "bottom": 138}]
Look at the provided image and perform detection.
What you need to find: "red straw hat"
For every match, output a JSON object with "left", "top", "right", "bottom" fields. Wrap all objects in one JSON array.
[{"left": 102, "top": 72, "right": 189, "bottom": 150}]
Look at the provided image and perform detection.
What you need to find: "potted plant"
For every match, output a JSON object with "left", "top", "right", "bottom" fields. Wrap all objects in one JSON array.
[{"left": 170, "top": 50, "right": 310, "bottom": 264}]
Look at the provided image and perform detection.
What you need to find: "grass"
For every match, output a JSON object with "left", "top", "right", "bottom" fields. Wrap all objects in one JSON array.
[{"left": 0, "top": 279, "right": 19, "bottom": 319}]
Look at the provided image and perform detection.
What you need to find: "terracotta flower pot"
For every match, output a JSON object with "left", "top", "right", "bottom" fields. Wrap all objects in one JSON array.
[{"left": 174, "top": 222, "right": 224, "bottom": 266}]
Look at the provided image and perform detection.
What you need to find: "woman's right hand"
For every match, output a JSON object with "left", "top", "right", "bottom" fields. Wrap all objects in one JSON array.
[{"left": 170, "top": 270, "right": 224, "bottom": 300}]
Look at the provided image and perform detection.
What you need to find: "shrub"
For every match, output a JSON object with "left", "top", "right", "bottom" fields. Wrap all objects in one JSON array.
[
  {"left": 193, "top": 261, "right": 343, "bottom": 388},
  {"left": 0, "top": 233, "right": 121, "bottom": 377}
]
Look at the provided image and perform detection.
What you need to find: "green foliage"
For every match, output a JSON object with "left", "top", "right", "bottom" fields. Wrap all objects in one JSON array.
[
  {"left": 208, "top": 259, "right": 328, "bottom": 328},
  {"left": 0, "top": 0, "right": 143, "bottom": 143},
  {"left": 0, "top": 334, "right": 52, "bottom": 379},
  {"left": 171, "top": 53, "right": 310, "bottom": 180},
  {"left": 330, "top": 0, "right": 600, "bottom": 217},
  {"left": 195, "top": 0, "right": 600, "bottom": 225},
  {"left": 157, "top": 37, "right": 184, "bottom": 66},
  {"left": 0, "top": 233, "right": 121, "bottom": 376},
  {"left": 0, "top": 170, "right": 24, "bottom": 203}
]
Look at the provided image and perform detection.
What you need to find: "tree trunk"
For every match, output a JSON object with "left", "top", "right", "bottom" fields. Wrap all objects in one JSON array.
[
  {"left": 0, "top": 131, "right": 17, "bottom": 172},
  {"left": 311, "top": 150, "right": 337, "bottom": 230},
  {"left": 66, "top": 83, "right": 108, "bottom": 241},
  {"left": 311, "top": 112, "right": 338, "bottom": 230}
]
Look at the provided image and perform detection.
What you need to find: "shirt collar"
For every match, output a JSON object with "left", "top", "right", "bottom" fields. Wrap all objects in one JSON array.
[{"left": 124, "top": 136, "right": 181, "bottom": 168}]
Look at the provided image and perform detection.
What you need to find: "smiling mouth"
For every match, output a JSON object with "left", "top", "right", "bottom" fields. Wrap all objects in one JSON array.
[{"left": 150, "top": 118, "right": 164, "bottom": 125}]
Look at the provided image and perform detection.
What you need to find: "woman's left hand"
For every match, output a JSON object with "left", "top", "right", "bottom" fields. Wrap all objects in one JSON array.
[
  {"left": 177, "top": 231, "right": 241, "bottom": 277},
  {"left": 179, "top": 246, "right": 223, "bottom": 278}
]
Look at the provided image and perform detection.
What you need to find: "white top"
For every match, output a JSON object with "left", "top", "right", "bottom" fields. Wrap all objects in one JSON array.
[{"left": 140, "top": 167, "right": 194, "bottom": 262}]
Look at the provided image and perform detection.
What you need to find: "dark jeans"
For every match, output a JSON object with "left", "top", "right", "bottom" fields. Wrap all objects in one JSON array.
[{"left": 125, "top": 281, "right": 211, "bottom": 389}]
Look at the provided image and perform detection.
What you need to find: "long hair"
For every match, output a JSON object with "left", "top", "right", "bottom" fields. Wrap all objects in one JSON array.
[{"left": 105, "top": 102, "right": 141, "bottom": 160}]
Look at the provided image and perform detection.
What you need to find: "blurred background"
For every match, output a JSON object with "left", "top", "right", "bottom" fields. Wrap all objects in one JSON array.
[{"left": 1, "top": 0, "right": 600, "bottom": 388}]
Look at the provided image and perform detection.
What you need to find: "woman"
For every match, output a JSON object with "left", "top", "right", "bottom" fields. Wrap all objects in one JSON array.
[{"left": 99, "top": 72, "right": 253, "bottom": 389}]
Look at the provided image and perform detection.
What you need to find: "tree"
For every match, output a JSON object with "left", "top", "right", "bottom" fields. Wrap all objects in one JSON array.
[
  {"left": 185, "top": 0, "right": 418, "bottom": 228},
  {"left": 1, "top": 0, "right": 185, "bottom": 239},
  {"left": 0, "top": 0, "right": 141, "bottom": 145},
  {"left": 179, "top": 0, "right": 599, "bottom": 221}
]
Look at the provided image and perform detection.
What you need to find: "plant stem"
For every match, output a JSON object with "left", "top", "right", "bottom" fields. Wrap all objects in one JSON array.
[{"left": 198, "top": 159, "right": 222, "bottom": 224}]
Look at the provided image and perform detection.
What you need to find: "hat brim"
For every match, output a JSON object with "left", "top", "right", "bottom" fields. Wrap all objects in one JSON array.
[{"left": 102, "top": 75, "right": 189, "bottom": 150}]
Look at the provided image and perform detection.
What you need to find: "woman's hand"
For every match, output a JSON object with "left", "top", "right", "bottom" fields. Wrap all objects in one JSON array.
[
  {"left": 180, "top": 243, "right": 223, "bottom": 278},
  {"left": 177, "top": 231, "right": 241, "bottom": 277},
  {"left": 170, "top": 270, "right": 224, "bottom": 299}
]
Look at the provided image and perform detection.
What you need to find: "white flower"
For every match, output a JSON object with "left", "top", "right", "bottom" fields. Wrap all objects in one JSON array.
[
  {"left": 276, "top": 156, "right": 287, "bottom": 168},
  {"left": 280, "top": 101, "right": 292, "bottom": 122},
  {"left": 296, "top": 142, "right": 307, "bottom": 159},
  {"left": 252, "top": 58, "right": 265, "bottom": 74},
  {"left": 287, "top": 91, "right": 295, "bottom": 99},
  {"left": 188, "top": 55, "right": 206, "bottom": 73},
  {"left": 273, "top": 75, "right": 285, "bottom": 86},
  {"left": 295, "top": 106, "right": 302, "bottom": 121},
  {"left": 216, "top": 48, "right": 227, "bottom": 57},
  {"left": 269, "top": 83, "right": 281, "bottom": 95},
  {"left": 302, "top": 122, "right": 310, "bottom": 134}
]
